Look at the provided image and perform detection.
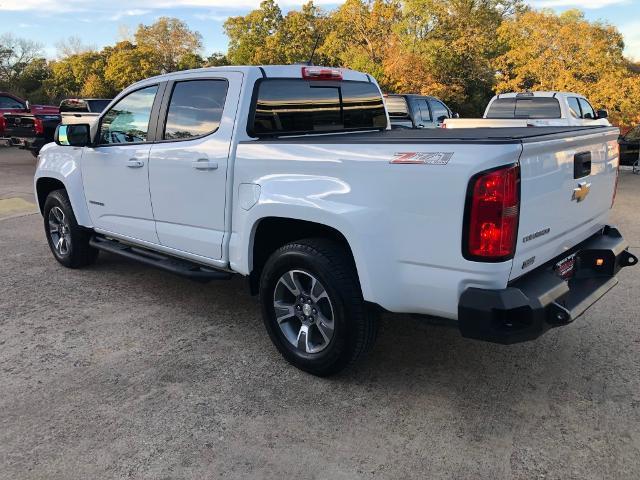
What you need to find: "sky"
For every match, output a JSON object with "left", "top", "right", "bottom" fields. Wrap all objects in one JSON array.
[{"left": 1, "top": 0, "right": 639, "bottom": 61}]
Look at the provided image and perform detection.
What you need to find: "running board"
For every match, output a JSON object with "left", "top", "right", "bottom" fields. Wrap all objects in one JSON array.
[{"left": 89, "top": 236, "right": 232, "bottom": 282}]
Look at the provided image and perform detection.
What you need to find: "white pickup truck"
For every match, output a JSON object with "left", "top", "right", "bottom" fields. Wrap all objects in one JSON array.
[
  {"left": 34, "top": 65, "right": 636, "bottom": 375},
  {"left": 444, "top": 91, "right": 611, "bottom": 128}
]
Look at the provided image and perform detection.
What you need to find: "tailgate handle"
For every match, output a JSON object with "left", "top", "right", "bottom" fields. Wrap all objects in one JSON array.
[{"left": 574, "top": 152, "right": 591, "bottom": 179}]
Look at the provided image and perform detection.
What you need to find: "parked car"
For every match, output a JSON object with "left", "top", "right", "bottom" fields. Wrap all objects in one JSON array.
[
  {"left": 619, "top": 125, "right": 640, "bottom": 166},
  {"left": 384, "top": 94, "right": 456, "bottom": 128},
  {"left": 0, "top": 92, "right": 58, "bottom": 143},
  {"left": 4, "top": 97, "right": 111, "bottom": 156},
  {"left": 444, "top": 92, "right": 610, "bottom": 128},
  {"left": 34, "top": 65, "right": 636, "bottom": 375}
]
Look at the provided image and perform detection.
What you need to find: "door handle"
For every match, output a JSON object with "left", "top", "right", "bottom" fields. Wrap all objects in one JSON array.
[
  {"left": 127, "top": 159, "right": 145, "bottom": 168},
  {"left": 192, "top": 159, "right": 218, "bottom": 170}
]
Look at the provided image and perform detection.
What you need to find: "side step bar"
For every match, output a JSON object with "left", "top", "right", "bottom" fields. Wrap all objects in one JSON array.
[{"left": 89, "top": 235, "right": 232, "bottom": 282}]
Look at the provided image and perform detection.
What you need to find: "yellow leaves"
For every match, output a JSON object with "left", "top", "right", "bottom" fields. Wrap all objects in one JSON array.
[{"left": 494, "top": 9, "right": 639, "bottom": 126}]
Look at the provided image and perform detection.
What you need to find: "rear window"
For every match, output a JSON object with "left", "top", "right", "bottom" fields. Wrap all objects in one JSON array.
[
  {"left": 251, "top": 79, "right": 387, "bottom": 136},
  {"left": 60, "top": 99, "right": 89, "bottom": 112},
  {"left": 87, "top": 100, "right": 111, "bottom": 112},
  {"left": 385, "top": 96, "right": 409, "bottom": 118},
  {"left": 486, "top": 97, "right": 561, "bottom": 119}
]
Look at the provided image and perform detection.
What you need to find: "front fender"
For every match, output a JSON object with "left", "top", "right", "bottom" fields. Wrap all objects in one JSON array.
[{"left": 34, "top": 144, "right": 92, "bottom": 227}]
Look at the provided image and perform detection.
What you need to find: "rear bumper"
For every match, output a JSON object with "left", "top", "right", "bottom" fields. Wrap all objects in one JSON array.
[{"left": 458, "top": 226, "right": 637, "bottom": 344}]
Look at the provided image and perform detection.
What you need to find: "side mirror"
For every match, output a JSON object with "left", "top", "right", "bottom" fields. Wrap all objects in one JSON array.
[
  {"left": 437, "top": 115, "right": 447, "bottom": 123},
  {"left": 25, "top": 100, "right": 30, "bottom": 112},
  {"left": 596, "top": 109, "right": 608, "bottom": 119},
  {"left": 55, "top": 124, "right": 91, "bottom": 147},
  {"left": 453, "top": 112, "right": 460, "bottom": 118}
]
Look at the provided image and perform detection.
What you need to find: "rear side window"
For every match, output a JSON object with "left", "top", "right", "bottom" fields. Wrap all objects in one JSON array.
[
  {"left": 164, "top": 79, "right": 228, "bottom": 140},
  {"left": 486, "top": 97, "right": 561, "bottom": 119},
  {"left": 414, "top": 100, "right": 431, "bottom": 125},
  {"left": 251, "top": 79, "right": 387, "bottom": 136}
]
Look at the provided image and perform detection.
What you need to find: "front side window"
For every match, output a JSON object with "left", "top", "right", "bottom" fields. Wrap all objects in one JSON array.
[
  {"left": 567, "top": 97, "right": 581, "bottom": 118},
  {"left": 430, "top": 100, "right": 450, "bottom": 122},
  {"left": 251, "top": 79, "right": 386, "bottom": 136},
  {"left": 0, "top": 95, "right": 24, "bottom": 109},
  {"left": 578, "top": 98, "right": 596, "bottom": 120},
  {"left": 164, "top": 80, "right": 228, "bottom": 140},
  {"left": 99, "top": 85, "right": 158, "bottom": 145}
]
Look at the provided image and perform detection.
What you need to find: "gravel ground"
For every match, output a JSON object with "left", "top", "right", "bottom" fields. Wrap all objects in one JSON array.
[{"left": 1, "top": 148, "right": 639, "bottom": 479}]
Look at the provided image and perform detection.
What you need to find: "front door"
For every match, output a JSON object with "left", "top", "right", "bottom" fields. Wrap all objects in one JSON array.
[
  {"left": 81, "top": 84, "right": 163, "bottom": 243},
  {"left": 148, "top": 73, "right": 242, "bottom": 260}
]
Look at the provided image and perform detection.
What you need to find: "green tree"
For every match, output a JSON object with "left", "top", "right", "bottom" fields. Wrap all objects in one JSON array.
[
  {"left": 224, "top": 0, "right": 284, "bottom": 64},
  {"left": 103, "top": 41, "right": 162, "bottom": 91},
  {"left": 134, "top": 17, "right": 203, "bottom": 73}
]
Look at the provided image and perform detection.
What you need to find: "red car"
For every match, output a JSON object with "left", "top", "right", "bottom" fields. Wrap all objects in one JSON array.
[{"left": 0, "top": 92, "right": 59, "bottom": 139}]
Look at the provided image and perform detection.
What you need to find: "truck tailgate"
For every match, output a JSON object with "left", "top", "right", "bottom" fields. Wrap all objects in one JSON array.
[{"left": 511, "top": 128, "right": 620, "bottom": 280}]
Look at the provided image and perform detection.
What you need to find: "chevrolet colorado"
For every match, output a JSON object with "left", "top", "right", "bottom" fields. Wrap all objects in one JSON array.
[{"left": 34, "top": 66, "right": 636, "bottom": 375}]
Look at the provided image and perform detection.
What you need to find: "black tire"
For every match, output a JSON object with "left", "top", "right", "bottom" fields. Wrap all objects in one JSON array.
[
  {"left": 43, "top": 189, "right": 98, "bottom": 268},
  {"left": 259, "top": 238, "right": 378, "bottom": 376}
]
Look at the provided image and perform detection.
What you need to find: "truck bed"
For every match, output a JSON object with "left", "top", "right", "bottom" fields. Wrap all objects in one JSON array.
[{"left": 248, "top": 126, "right": 618, "bottom": 144}]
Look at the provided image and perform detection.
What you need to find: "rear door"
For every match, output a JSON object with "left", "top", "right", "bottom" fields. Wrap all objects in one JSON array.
[
  {"left": 510, "top": 130, "right": 619, "bottom": 280},
  {"left": 148, "top": 73, "right": 242, "bottom": 260}
]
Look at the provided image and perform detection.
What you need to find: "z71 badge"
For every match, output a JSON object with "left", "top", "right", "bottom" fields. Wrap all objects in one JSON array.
[{"left": 390, "top": 152, "right": 453, "bottom": 165}]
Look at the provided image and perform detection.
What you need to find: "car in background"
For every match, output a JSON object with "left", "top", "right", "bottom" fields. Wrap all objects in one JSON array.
[
  {"left": 5, "top": 97, "right": 111, "bottom": 156},
  {"left": 444, "top": 92, "right": 610, "bottom": 128},
  {"left": 384, "top": 94, "right": 456, "bottom": 129},
  {"left": 0, "top": 92, "right": 58, "bottom": 142},
  {"left": 619, "top": 125, "right": 640, "bottom": 166}
]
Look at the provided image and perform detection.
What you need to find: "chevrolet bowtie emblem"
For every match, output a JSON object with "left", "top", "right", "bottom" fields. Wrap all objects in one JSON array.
[{"left": 572, "top": 181, "right": 591, "bottom": 202}]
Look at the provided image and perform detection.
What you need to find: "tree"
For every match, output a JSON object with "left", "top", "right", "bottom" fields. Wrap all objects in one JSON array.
[
  {"left": 495, "top": 9, "right": 640, "bottom": 126},
  {"left": 0, "top": 34, "right": 44, "bottom": 88},
  {"left": 224, "top": 0, "right": 284, "bottom": 64},
  {"left": 134, "top": 17, "right": 203, "bottom": 73},
  {"left": 55, "top": 36, "right": 95, "bottom": 58},
  {"left": 103, "top": 41, "right": 162, "bottom": 91}
]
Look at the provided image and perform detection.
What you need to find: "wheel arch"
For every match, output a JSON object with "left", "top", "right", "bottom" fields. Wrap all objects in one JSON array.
[
  {"left": 247, "top": 216, "right": 366, "bottom": 297},
  {"left": 34, "top": 175, "right": 92, "bottom": 227}
]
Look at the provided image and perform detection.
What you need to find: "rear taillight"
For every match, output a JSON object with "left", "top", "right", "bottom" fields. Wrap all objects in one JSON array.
[
  {"left": 34, "top": 118, "right": 44, "bottom": 135},
  {"left": 464, "top": 164, "right": 520, "bottom": 261},
  {"left": 301, "top": 66, "right": 343, "bottom": 80},
  {"left": 0, "top": 115, "right": 5, "bottom": 133}
]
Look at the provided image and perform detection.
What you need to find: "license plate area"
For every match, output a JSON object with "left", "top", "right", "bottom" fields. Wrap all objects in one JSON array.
[{"left": 554, "top": 253, "right": 577, "bottom": 280}]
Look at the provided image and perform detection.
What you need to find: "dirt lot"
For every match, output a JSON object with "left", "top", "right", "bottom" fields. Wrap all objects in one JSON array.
[{"left": 1, "top": 146, "right": 639, "bottom": 479}]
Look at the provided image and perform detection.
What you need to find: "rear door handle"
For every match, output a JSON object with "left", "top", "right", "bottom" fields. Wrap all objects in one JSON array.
[
  {"left": 127, "top": 159, "right": 145, "bottom": 168},
  {"left": 192, "top": 159, "right": 218, "bottom": 170}
]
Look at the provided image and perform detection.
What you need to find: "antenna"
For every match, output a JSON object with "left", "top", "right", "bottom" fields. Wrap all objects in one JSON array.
[{"left": 307, "top": 34, "right": 321, "bottom": 66}]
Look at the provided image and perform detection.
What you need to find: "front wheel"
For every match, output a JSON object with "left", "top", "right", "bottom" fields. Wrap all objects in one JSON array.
[
  {"left": 43, "top": 189, "right": 98, "bottom": 268},
  {"left": 259, "top": 239, "right": 378, "bottom": 376}
]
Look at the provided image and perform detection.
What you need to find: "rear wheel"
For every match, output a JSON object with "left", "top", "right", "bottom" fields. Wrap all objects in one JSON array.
[
  {"left": 43, "top": 189, "right": 98, "bottom": 268},
  {"left": 260, "top": 238, "right": 378, "bottom": 376}
]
